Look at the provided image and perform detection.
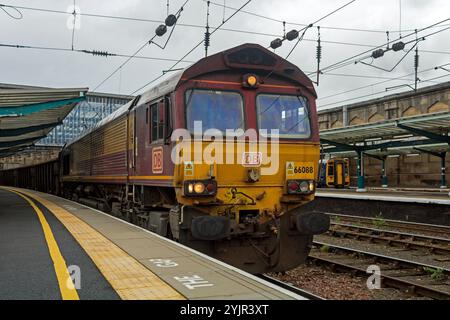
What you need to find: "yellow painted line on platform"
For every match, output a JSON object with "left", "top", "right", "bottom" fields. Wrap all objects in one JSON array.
[
  {"left": 3, "top": 188, "right": 79, "bottom": 300},
  {"left": 13, "top": 188, "right": 184, "bottom": 300}
]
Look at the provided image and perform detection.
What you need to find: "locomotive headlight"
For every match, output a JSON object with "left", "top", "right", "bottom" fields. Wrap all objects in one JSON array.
[
  {"left": 247, "top": 75, "right": 257, "bottom": 86},
  {"left": 287, "top": 180, "right": 315, "bottom": 194},
  {"left": 194, "top": 182, "right": 205, "bottom": 194},
  {"left": 184, "top": 180, "right": 217, "bottom": 197},
  {"left": 243, "top": 74, "right": 259, "bottom": 88},
  {"left": 288, "top": 180, "right": 299, "bottom": 193},
  {"left": 299, "top": 181, "right": 309, "bottom": 192}
]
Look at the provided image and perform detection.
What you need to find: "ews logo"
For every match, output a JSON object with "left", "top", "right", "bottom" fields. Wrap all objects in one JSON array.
[{"left": 152, "top": 147, "right": 163, "bottom": 174}]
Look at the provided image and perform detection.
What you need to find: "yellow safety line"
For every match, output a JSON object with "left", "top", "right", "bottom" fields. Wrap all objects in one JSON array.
[
  {"left": 3, "top": 188, "right": 79, "bottom": 300},
  {"left": 12, "top": 188, "right": 184, "bottom": 300}
]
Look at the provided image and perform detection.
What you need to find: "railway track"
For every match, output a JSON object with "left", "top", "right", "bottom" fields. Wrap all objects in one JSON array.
[
  {"left": 328, "top": 221, "right": 450, "bottom": 255},
  {"left": 257, "top": 274, "right": 325, "bottom": 300},
  {"left": 327, "top": 213, "right": 450, "bottom": 239},
  {"left": 310, "top": 241, "right": 450, "bottom": 300}
]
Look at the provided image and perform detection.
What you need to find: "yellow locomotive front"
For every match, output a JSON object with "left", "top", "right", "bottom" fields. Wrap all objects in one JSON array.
[{"left": 167, "top": 44, "right": 329, "bottom": 273}]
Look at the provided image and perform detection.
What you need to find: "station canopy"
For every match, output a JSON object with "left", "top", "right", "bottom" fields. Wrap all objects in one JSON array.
[
  {"left": 320, "top": 111, "right": 450, "bottom": 158},
  {"left": 0, "top": 84, "right": 88, "bottom": 156}
]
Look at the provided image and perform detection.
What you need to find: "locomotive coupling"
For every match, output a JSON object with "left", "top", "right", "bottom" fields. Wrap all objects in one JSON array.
[{"left": 295, "top": 211, "right": 330, "bottom": 235}]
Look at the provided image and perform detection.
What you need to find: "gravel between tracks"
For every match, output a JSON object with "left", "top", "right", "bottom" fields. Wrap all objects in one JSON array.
[{"left": 270, "top": 261, "right": 421, "bottom": 300}]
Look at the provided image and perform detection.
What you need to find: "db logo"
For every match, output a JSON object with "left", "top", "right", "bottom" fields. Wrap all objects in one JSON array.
[{"left": 152, "top": 147, "right": 163, "bottom": 174}]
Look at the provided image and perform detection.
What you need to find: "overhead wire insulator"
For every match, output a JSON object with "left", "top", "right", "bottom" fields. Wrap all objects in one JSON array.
[
  {"left": 316, "top": 42, "right": 322, "bottom": 62},
  {"left": 316, "top": 26, "right": 322, "bottom": 86},
  {"left": 92, "top": 50, "right": 109, "bottom": 57},
  {"left": 82, "top": 50, "right": 114, "bottom": 57},
  {"left": 155, "top": 24, "right": 167, "bottom": 36},
  {"left": 204, "top": 30, "right": 210, "bottom": 51},
  {"left": 204, "top": 1, "right": 210, "bottom": 57},
  {"left": 371, "top": 48, "right": 384, "bottom": 59},
  {"left": 270, "top": 38, "right": 282, "bottom": 49},
  {"left": 392, "top": 41, "right": 405, "bottom": 51},
  {"left": 286, "top": 30, "right": 299, "bottom": 41},
  {"left": 414, "top": 29, "right": 419, "bottom": 91},
  {"left": 165, "top": 14, "right": 177, "bottom": 27}
]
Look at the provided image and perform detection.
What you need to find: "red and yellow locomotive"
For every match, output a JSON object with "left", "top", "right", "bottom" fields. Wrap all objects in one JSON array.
[{"left": 12, "top": 44, "right": 330, "bottom": 273}]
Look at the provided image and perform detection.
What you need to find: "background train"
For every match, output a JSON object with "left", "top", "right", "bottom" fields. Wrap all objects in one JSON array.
[
  {"left": 318, "top": 158, "right": 350, "bottom": 188},
  {"left": 0, "top": 43, "right": 329, "bottom": 274}
]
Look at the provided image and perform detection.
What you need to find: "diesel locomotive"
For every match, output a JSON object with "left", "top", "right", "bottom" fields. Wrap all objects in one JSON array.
[{"left": 1, "top": 43, "right": 329, "bottom": 273}]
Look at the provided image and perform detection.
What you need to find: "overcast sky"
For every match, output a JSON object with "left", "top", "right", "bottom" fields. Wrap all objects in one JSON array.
[{"left": 0, "top": 0, "right": 449, "bottom": 110}]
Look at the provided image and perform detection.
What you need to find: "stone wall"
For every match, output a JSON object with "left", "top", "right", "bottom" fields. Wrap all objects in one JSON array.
[
  {"left": 318, "top": 82, "right": 450, "bottom": 130},
  {"left": 318, "top": 82, "right": 450, "bottom": 188},
  {"left": 0, "top": 147, "right": 60, "bottom": 170},
  {"left": 347, "top": 154, "right": 450, "bottom": 188}
]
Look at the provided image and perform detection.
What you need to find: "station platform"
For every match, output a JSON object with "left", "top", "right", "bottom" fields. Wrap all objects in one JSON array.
[
  {"left": 0, "top": 187, "right": 303, "bottom": 300},
  {"left": 316, "top": 188, "right": 450, "bottom": 205}
]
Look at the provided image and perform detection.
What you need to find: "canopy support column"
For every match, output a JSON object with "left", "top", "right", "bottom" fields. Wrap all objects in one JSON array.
[{"left": 357, "top": 150, "right": 366, "bottom": 192}]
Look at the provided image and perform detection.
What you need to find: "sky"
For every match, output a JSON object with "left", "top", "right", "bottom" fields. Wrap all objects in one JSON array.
[{"left": 0, "top": 0, "right": 449, "bottom": 110}]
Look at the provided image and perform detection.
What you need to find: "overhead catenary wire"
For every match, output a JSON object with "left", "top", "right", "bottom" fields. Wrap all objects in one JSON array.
[
  {"left": 0, "top": 3, "right": 22, "bottom": 19},
  {"left": 318, "top": 74, "right": 450, "bottom": 110},
  {"left": 0, "top": 42, "right": 196, "bottom": 63},
  {"left": 318, "top": 63, "right": 450, "bottom": 101},
  {"left": 204, "top": 0, "right": 449, "bottom": 35},
  {"left": 2, "top": 1, "right": 449, "bottom": 36},
  {"left": 93, "top": 0, "right": 190, "bottom": 92},
  {"left": 264, "top": 0, "right": 357, "bottom": 82},
  {"left": 269, "top": 0, "right": 357, "bottom": 51},
  {"left": 0, "top": 2, "right": 448, "bottom": 56},
  {"left": 311, "top": 18, "right": 450, "bottom": 76},
  {"left": 321, "top": 25, "right": 450, "bottom": 76},
  {"left": 128, "top": 0, "right": 253, "bottom": 96},
  {"left": 1, "top": 1, "right": 448, "bottom": 104},
  {"left": 357, "top": 38, "right": 422, "bottom": 73},
  {"left": 2, "top": 39, "right": 441, "bottom": 86}
]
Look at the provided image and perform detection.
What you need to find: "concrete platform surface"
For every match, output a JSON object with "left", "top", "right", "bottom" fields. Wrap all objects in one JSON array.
[
  {"left": 0, "top": 187, "right": 304, "bottom": 300},
  {"left": 317, "top": 188, "right": 450, "bottom": 205}
]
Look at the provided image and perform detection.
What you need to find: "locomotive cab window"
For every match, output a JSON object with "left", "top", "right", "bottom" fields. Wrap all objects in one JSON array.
[
  {"left": 150, "top": 103, "right": 164, "bottom": 142},
  {"left": 185, "top": 89, "right": 244, "bottom": 133},
  {"left": 256, "top": 94, "right": 310, "bottom": 139}
]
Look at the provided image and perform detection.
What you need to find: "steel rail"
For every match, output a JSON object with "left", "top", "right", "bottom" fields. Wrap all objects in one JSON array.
[
  {"left": 311, "top": 241, "right": 450, "bottom": 300},
  {"left": 327, "top": 213, "right": 450, "bottom": 238},
  {"left": 328, "top": 222, "right": 450, "bottom": 255},
  {"left": 257, "top": 274, "right": 325, "bottom": 300}
]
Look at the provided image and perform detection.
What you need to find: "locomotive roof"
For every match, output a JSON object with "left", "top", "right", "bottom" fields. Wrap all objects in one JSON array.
[{"left": 67, "top": 43, "right": 315, "bottom": 146}]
